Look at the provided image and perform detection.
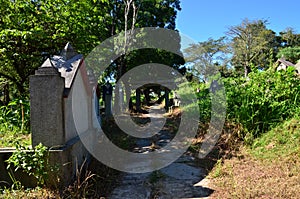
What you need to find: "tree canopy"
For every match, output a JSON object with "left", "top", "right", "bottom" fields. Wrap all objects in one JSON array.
[
  {"left": 184, "top": 37, "right": 228, "bottom": 82},
  {"left": 185, "top": 18, "right": 300, "bottom": 79},
  {"left": 277, "top": 46, "right": 300, "bottom": 64},
  {"left": 227, "top": 19, "right": 277, "bottom": 77},
  {"left": 0, "top": 0, "right": 182, "bottom": 100},
  {"left": 2, "top": 0, "right": 300, "bottom": 103}
]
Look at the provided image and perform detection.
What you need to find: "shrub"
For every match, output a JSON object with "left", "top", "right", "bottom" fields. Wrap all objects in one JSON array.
[
  {"left": 0, "top": 98, "right": 31, "bottom": 147},
  {"left": 224, "top": 67, "right": 300, "bottom": 142},
  {"left": 6, "top": 143, "right": 53, "bottom": 187},
  {"left": 0, "top": 98, "right": 30, "bottom": 132}
]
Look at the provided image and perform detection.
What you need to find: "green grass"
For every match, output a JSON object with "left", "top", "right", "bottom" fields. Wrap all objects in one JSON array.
[
  {"left": 250, "top": 117, "right": 300, "bottom": 160},
  {"left": 0, "top": 187, "right": 59, "bottom": 199},
  {"left": 0, "top": 126, "right": 31, "bottom": 148},
  {"left": 208, "top": 117, "right": 300, "bottom": 198}
]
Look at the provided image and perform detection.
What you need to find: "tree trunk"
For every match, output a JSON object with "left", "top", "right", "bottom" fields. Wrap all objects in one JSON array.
[
  {"left": 114, "top": 55, "right": 127, "bottom": 113},
  {"left": 3, "top": 83, "right": 10, "bottom": 105},
  {"left": 244, "top": 65, "right": 251, "bottom": 77},
  {"left": 124, "top": 80, "right": 131, "bottom": 111},
  {"left": 144, "top": 89, "right": 151, "bottom": 105}
]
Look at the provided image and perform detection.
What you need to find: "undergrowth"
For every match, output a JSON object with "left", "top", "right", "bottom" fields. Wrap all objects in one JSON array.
[
  {"left": 250, "top": 117, "right": 300, "bottom": 160},
  {"left": 0, "top": 98, "right": 31, "bottom": 147}
]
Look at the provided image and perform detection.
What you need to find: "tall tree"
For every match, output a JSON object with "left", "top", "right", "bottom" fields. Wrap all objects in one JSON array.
[
  {"left": 184, "top": 37, "right": 229, "bottom": 82},
  {"left": 113, "top": 0, "right": 183, "bottom": 110},
  {"left": 275, "top": 28, "right": 300, "bottom": 63},
  {"left": 227, "top": 19, "right": 276, "bottom": 77},
  {"left": 279, "top": 28, "right": 300, "bottom": 48},
  {"left": 104, "top": 0, "right": 182, "bottom": 80},
  {"left": 0, "top": 0, "right": 109, "bottom": 97},
  {"left": 277, "top": 46, "right": 300, "bottom": 63},
  {"left": 0, "top": 0, "right": 182, "bottom": 99}
]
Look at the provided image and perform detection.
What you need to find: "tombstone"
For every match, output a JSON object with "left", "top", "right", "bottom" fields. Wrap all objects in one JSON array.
[
  {"left": 103, "top": 81, "right": 113, "bottom": 117},
  {"left": 87, "top": 69, "right": 101, "bottom": 123},
  {"left": 210, "top": 79, "right": 219, "bottom": 94},
  {"left": 29, "top": 43, "right": 98, "bottom": 186},
  {"left": 173, "top": 91, "right": 180, "bottom": 107}
]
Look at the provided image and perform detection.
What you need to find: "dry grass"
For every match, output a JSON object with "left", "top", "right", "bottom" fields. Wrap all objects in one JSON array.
[
  {"left": 0, "top": 188, "right": 59, "bottom": 199},
  {"left": 191, "top": 118, "right": 300, "bottom": 198},
  {"left": 0, "top": 157, "right": 119, "bottom": 199},
  {"left": 190, "top": 121, "right": 243, "bottom": 159},
  {"left": 208, "top": 147, "right": 300, "bottom": 199}
]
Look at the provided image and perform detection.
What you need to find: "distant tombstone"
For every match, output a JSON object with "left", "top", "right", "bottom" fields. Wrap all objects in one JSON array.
[
  {"left": 103, "top": 81, "right": 113, "bottom": 116},
  {"left": 94, "top": 86, "right": 101, "bottom": 122},
  {"left": 173, "top": 91, "right": 180, "bottom": 107},
  {"left": 210, "top": 80, "right": 219, "bottom": 94}
]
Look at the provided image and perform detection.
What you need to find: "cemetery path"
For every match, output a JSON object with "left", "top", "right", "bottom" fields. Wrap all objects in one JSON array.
[{"left": 110, "top": 104, "right": 214, "bottom": 199}]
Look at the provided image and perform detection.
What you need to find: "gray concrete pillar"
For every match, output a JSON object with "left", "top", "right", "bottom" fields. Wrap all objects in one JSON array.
[
  {"left": 105, "top": 94, "right": 112, "bottom": 116},
  {"left": 30, "top": 67, "right": 65, "bottom": 147},
  {"left": 103, "top": 81, "right": 113, "bottom": 117}
]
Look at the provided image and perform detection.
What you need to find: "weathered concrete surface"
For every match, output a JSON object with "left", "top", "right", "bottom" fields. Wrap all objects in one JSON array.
[
  {"left": 110, "top": 106, "right": 214, "bottom": 198},
  {"left": 110, "top": 173, "right": 152, "bottom": 199},
  {"left": 111, "top": 185, "right": 151, "bottom": 199},
  {"left": 152, "top": 157, "right": 213, "bottom": 199},
  {"left": 0, "top": 149, "right": 37, "bottom": 188},
  {"left": 110, "top": 155, "right": 213, "bottom": 199},
  {"left": 0, "top": 148, "right": 72, "bottom": 188},
  {"left": 30, "top": 67, "right": 65, "bottom": 147},
  {"left": 28, "top": 43, "right": 96, "bottom": 187}
]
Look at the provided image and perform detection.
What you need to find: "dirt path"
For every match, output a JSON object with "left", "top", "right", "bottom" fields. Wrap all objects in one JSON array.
[{"left": 109, "top": 105, "right": 214, "bottom": 198}]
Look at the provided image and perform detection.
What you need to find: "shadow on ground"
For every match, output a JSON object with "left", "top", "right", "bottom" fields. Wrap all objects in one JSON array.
[{"left": 96, "top": 105, "right": 222, "bottom": 198}]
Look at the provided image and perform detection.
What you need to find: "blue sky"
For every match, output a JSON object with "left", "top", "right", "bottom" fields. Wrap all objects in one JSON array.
[{"left": 176, "top": 0, "right": 300, "bottom": 42}]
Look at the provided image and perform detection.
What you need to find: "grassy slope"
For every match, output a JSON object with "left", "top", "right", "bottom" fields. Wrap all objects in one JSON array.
[
  {"left": 251, "top": 118, "right": 300, "bottom": 160},
  {"left": 209, "top": 118, "right": 300, "bottom": 198}
]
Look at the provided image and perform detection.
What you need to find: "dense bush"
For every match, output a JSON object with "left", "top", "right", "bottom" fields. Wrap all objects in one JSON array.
[
  {"left": 6, "top": 143, "right": 50, "bottom": 187},
  {"left": 194, "top": 83, "right": 211, "bottom": 122},
  {"left": 0, "top": 98, "right": 30, "bottom": 132},
  {"left": 0, "top": 98, "right": 30, "bottom": 147},
  {"left": 192, "top": 67, "right": 300, "bottom": 143},
  {"left": 224, "top": 67, "right": 300, "bottom": 142}
]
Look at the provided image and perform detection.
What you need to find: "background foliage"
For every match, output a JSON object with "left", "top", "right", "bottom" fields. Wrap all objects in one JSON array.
[{"left": 0, "top": 0, "right": 300, "bottom": 159}]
